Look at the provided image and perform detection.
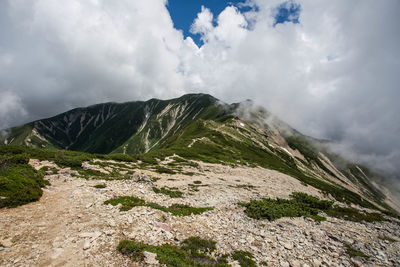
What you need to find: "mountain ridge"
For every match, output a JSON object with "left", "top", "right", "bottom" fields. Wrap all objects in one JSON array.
[{"left": 0, "top": 93, "right": 399, "bottom": 212}]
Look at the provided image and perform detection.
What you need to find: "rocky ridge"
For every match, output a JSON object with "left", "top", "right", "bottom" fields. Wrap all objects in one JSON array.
[{"left": 0, "top": 158, "right": 399, "bottom": 266}]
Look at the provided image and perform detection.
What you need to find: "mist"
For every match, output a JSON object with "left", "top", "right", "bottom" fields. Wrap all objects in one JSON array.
[{"left": 0, "top": 0, "right": 399, "bottom": 187}]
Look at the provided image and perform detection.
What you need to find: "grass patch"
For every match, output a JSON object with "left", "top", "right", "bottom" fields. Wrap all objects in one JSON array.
[
  {"left": 147, "top": 203, "right": 212, "bottom": 216},
  {"left": 104, "top": 153, "right": 136, "bottom": 162},
  {"left": 240, "top": 198, "right": 321, "bottom": 221},
  {"left": 104, "top": 196, "right": 145, "bottom": 211},
  {"left": 118, "top": 237, "right": 253, "bottom": 267},
  {"left": 155, "top": 166, "right": 176, "bottom": 174},
  {"left": 344, "top": 244, "right": 369, "bottom": 259},
  {"left": 152, "top": 186, "right": 183, "bottom": 198},
  {"left": 104, "top": 196, "right": 212, "bottom": 216},
  {"left": 93, "top": 184, "right": 106, "bottom": 189},
  {"left": 151, "top": 177, "right": 161, "bottom": 182},
  {"left": 39, "top": 166, "right": 58, "bottom": 174},
  {"left": 290, "top": 192, "right": 333, "bottom": 210},
  {"left": 0, "top": 151, "right": 49, "bottom": 208},
  {"left": 77, "top": 168, "right": 131, "bottom": 180},
  {"left": 231, "top": 250, "right": 257, "bottom": 267},
  {"left": 240, "top": 192, "right": 385, "bottom": 223},
  {"left": 325, "top": 206, "right": 387, "bottom": 223},
  {"left": 240, "top": 192, "right": 331, "bottom": 221}
]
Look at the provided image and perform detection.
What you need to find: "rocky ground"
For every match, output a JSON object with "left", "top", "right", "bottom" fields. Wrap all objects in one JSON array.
[{"left": 0, "top": 159, "right": 399, "bottom": 266}]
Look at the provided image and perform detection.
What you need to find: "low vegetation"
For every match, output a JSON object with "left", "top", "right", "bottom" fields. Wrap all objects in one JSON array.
[
  {"left": 0, "top": 149, "right": 49, "bottom": 208},
  {"left": 104, "top": 196, "right": 213, "bottom": 216},
  {"left": 118, "top": 236, "right": 255, "bottom": 267},
  {"left": 154, "top": 166, "right": 176, "bottom": 174},
  {"left": 93, "top": 184, "right": 107, "bottom": 189},
  {"left": 344, "top": 244, "right": 369, "bottom": 259},
  {"left": 239, "top": 192, "right": 332, "bottom": 221},
  {"left": 325, "top": 206, "right": 387, "bottom": 223},
  {"left": 240, "top": 192, "right": 388, "bottom": 223},
  {"left": 152, "top": 186, "right": 183, "bottom": 198},
  {"left": 39, "top": 166, "right": 58, "bottom": 174},
  {"left": 231, "top": 250, "right": 257, "bottom": 267},
  {"left": 148, "top": 120, "right": 386, "bottom": 212}
]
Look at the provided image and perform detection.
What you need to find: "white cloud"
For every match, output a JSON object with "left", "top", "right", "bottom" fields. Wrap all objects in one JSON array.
[
  {"left": 0, "top": 0, "right": 399, "bottom": 179},
  {"left": 1, "top": 0, "right": 186, "bottom": 122},
  {"left": 0, "top": 90, "right": 27, "bottom": 130},
  {"left": 190, "top": 6, "right": 214, "bottom": 41}
]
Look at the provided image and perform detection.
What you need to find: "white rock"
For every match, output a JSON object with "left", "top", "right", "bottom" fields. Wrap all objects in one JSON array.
[
  {"left": 83, "top": 240, "right": 91, "bottom": 250},
  {"left": 284, "top": 241, "right": 294, "bottom": 250},
  {"left": 143, "top": 251, "right": 159, "bottom": 265}
]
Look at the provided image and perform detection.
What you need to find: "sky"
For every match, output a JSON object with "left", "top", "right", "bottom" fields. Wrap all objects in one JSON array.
[{"left": 0, "top": 0, "right": 400, "bottom": 183}]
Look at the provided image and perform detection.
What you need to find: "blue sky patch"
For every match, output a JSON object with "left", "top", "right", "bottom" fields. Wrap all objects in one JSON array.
[
  {"left": 274, "top": 1, "right": 301, "bottom": 26},
  {"left": 166, "top": 0, "right": 248, "bottom": 47}
]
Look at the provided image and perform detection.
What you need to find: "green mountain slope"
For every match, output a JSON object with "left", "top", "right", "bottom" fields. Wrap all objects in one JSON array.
[
  {"left": 1, "top": 94, "right": 224, "bottom": 154},
  {"left": 0, "top": 93, "right": 397, "bottom": 212}
]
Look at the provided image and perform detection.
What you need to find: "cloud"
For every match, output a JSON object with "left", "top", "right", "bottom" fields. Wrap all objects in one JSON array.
[
  {"left": 0, "top": 0, "right": 187, "bottom": 124},
  {"left": 190, "top": 6, "right": 214, "bottom": 41},
  {"left": 0, "top": 0, "right": 399, "bottom": 182},
  {"left": 0, "top": 90, "right": 27, "bottom": 131},
  {"left": 180, "top": 0, "right": 400, "bottom": 179}
]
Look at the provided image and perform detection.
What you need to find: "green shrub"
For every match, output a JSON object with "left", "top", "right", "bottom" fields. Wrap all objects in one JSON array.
[
  {"left": 181, "top": 236, "right": 216, "bottom": 254},
  {"left": 231, "top": 250, "right": 257, "bottom": 267},
  {"left": 155, "top": 166, "right": 176, "bottom": 174},
  {"left": 240, "top": 192, "right": 384, "bottom": 223},
  {"left": 54, "top": 156, "right": 85, "bottom": 168},
  {"left": 104, "top": 196, "right": 213, "bottom": 216},
  {"left": 290, "top": 192, "right": 333, "bottom": 210},
  {"left": 344, "top": 244, "right": 369, "bottom": 259},
  {"left": 105, "top": 153, "right": 136, "bottom": 162},
  {"left": 152, "top": 186, "right": 183, "bottom": 198},
  {"left": 118, "top": 237, "right": 232, "bottom": 267},
  {"left": 104, "top": 196, "right": 145, "bottom": 211},
  {"left": 147, "top": 203, "right": 213, "bottom": 217},
  {"left": 240, "top": 198, "right": 319, "bottom": 221},
  {"left": 326, "top": 206, "right": 387, "bottom": 223},
  {"left": 94, "top": 184, "right": 106, "bottom": 189},
  {"left": 0, "top": 154, "right": 48, "bottom": 208},
  {"left": 4, "top": 153, "right": 30, "bottom": 165},
  {"left": 117, "top": 240, "right": 148, "bottom": 261}
]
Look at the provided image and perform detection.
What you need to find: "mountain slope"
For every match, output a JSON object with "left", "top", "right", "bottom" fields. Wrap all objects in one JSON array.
[
  {"left": 0, "top": 93, "right": 398, "bottom": 212},
  {"left": 1, "top": 94, "right": 224, "bottom": 154}
]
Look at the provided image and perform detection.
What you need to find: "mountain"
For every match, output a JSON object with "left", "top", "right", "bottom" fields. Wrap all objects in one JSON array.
[
  {"left": 1, "top": 94, "right": 224, "bottom": 154},
  {"left": 1, "top": 93, "right": 400, "bottom": 266},
  {"left": 0, "top": 93, "right": 398, "bottom": 212}
]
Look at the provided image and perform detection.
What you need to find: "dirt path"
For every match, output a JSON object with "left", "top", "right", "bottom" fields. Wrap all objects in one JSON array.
[{"left": 0, "top": 168, "right": 130, "bottom": 267}]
